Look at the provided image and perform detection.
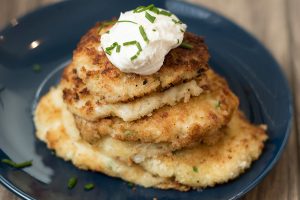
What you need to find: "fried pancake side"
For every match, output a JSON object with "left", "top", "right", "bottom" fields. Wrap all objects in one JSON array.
[
  {"left": 34, "top": 86, "right": 267, "bottom": 190},
  {"left": 75, "top": 70, "right": 239, "bottom": 149},
  {"left": 72, "top": 22, "right": 209, "bottom": 104},
  {"left": 61, "top": 63, "right": 208, "bottom": 121},
  {"left": 34, "top": 86, "right": 189, "bottom": 191},
  {"left": 140, "top": 111, "right": 268, "bottom": 188},
  {"left": 93, "top": 112, "right": 267, "bottom": 188}
]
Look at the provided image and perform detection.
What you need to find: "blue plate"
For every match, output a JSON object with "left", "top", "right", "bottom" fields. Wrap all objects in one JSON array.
[{"left": 0, "top": 0, "right": 292, "bottom": 199}]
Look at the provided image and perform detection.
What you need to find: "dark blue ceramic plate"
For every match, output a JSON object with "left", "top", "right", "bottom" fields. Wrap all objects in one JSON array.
[{"left": 0, "top": 0, "right": 292, "bottom": 199}]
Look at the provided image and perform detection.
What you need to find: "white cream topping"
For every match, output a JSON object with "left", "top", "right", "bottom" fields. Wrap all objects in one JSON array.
[{"left": 100, "top": 6, "right": 187, "bottom": 75}]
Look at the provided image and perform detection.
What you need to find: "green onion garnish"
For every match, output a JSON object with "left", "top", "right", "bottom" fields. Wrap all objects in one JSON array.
[
  {"left": 123, "top": 41, "right": 137, "bottom": 46},
  {"left": 127, "top": 182, "right": 134, "bottom": 187},
  {"left": 139, "top": 25, "right": 149, "bottom": 43},
  {"left": 105, "top": 50, "right": 112, "bottom": 55},
  {"left": 215, "top": 101, "right": 221, "bottom": 108},
  {"left": 133, "top": 4, "right": 154, "bottom": 13},
  {"left": 149, "top": 6, "right": 160, "bottom": 14},
  {"left": 131, "top": 51, "right": 141, "bottom": 61},
  {"left": 98, "top": 21, "right": 116, "bottom": 33},
  {"left": 180, "top": 42, "right": 193, "bottom": 49},
  {"left": 1, "top": 159, "right": 32, "bottom": 169},
  {"left": 98, "top": 20, "right": 137, "bottom": 33},
  {"left": 67, "top": 177, "right": 77, "bottom": 189},
  {"left": 125, "top": 130, "right": 133, "bottom": 135},
  {"left": 133, "top": 6, "right": 145, "bottom": 13},
  {"left": 172, "top": 19, "right": 183, "bottom": 24},
  {"left": 116, "top": 45, "right": 121, "bottom": 53},
  {"left": 193, "top": 166, "right": 198, "bottom": 173},
  {"left": 180, "top": 29, "right": 185, "bottom": 33},
  {"left": 146, "top": 4, "right": 155, "bottom": 10},
  {"left": 32, "top": 64, "right": 41, "bottom": 73},
  {"left": 117, "top": 20, "right": 138, "bottom": 24},
  {"left": 123, "top": 41, "right": 143, "bottom": 61},
  {"left": 84, "top": 183, "right": 94, "bottom": 190},
  {"left": 177, "top": 39, "right": 180, "bottom": 44},
  {"left": 145, "top": 12, "right": 156, "bottom": 23},
  {"left": 136, "top": 42, "right": 142, "bottom": 51},
  {"left": 159, "top": 10, "right": 172, "bottom": 16},
  {"left": 105, "top": 42, "right": 120, "bottom": 55},
  {"left": 130, "top": 55, "right": 138, "bottom": 61},
  {"left": 106, "top": 42, "right": 118, "bottom": 51}
]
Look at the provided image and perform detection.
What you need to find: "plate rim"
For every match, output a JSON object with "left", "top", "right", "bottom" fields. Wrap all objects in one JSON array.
[{"left": 0, "top": 0, "right": 293, "bottom": 199}]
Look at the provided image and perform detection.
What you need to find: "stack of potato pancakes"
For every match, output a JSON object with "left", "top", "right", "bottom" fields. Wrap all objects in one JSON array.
[{"left": 34, "top": 23, "right": 267, "bottom": 191}]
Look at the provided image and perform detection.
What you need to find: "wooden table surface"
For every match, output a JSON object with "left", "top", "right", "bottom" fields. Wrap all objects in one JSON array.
[{"left": 0, "top": 0, "right": 299, "bottom": 199}]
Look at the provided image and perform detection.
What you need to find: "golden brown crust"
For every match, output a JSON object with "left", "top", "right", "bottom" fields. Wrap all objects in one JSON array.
[
  {"left": 141, "top": 111, "right": 268, "bottom": 188},
  {"left": 75, "top": 70, "right": 239, "bottom": 149},
  {"left": 34, "top": 87, "right": 267, "bottom": 190},
  {"left": 61, "top": 62, "right": 208, "bottom": 121},
  {"left": 71, "top": 22, "right": 210, "bottom": 104}
]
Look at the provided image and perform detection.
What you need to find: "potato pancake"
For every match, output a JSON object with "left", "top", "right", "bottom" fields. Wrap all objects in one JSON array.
[
  {"left": 75, "top": 70, "right": 239, "bottom": 149},
  {"left": 34, "top": 86, "right": 267, "bottom": 190},
  {"left": 71, "top": 22, "right": 209, "bottom": 104}
]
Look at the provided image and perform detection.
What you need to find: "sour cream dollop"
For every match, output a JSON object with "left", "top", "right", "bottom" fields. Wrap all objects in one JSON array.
[{"left": 100, "top": 6, "right": 187, "bottom": 75}]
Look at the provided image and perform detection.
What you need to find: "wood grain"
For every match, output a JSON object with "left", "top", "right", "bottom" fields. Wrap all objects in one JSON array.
[{"left": 0, "top": 0, "right": 299, "bottom": 199}]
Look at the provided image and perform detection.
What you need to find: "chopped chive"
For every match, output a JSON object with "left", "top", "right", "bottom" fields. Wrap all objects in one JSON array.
[
  {"left": 145, "top": 12, "right": 156, "bottom": 23},
  {"left": 139, "top": 25, "right": 149, "bottom": 43},
  {"left": 133, "top": 6, "right": 145, "bottom": 13},
  {"left": 172, "top": 19, "right": 183, "bottom": 24},
  {"left": 105, "top": 50, "right": 112, "bottom": 55},
  {"left": 106, "top": 42, "right": 118, "bottom": 51},
  {"left": 84, "top": 183, "right": 94, "bottom": 190},
  {"left": 98, "top": 20, "right": 117, "bottom": 33},
  {"left": 127, "top": 182, "right": 134, "bottom": 187},
  {"left": 177, "top": 39, "right": 180, "bottom": 44},
  {"left": 215, "top": 101, "right": 221, "bottom": 108},
  {"left": 193, "top": 166, "right": 198, "bottom": 173},
  {"left": 105, "top": 47, "right": 114, "bottom": 51},
  {"left": 125, "top": 130, "right": 137, "bottom": 135},
  {"left": 116, "top": 45, "right": 121, "bottom": 53},
  {"left": 145, "top": 4, "right": 155, "bottom": 10},
  {"left": 130, "top": 52, "right": 140, "bottom": 61},
  {"left": 1, "top": 159, "right": 32, "bottom": 169},
  {"left": 123, "top": 40, "right": 143, "bottom": 61},
  {"left": 134, "top": 4, "right": 154, "bottom": 13},
  {"left": 136, "top": 42, "right": 142, "bottom": 51},
  {"left": 131, "top": 50, "right": 141, "bottom": 61},
  {"left": 152, "top": 29, "right": 156, "bottom": 32},
  {"left": 123, "top": 41, "right": 137, "bottom": 46},
  {"left": 68, "top": 177, "right": 77, "bottom": 189},
  {"left": 149, "top": 6, "right": 160, "bottom": 14},
  {"left": 117, "top": 20, "right": 137, "bottom": 24},
  {"left": 180, "top": 42, "right": 193, "bottom": 49},
  {"left": 133, "top": 6, "right": 146, "bottom": 13},
  {"left": 159, "top": 10, "right": 172, "bottom": 16},
  {"left": 32, "top": 64, "right": 41, "bottom": 73},
  {"left": 98, "top": 20, "right": 137, "bottom": 33},
  {"left": 180, "top": 29, "right": 185, "bottom": 33},
  {"left": 106, "top": 30, "right": 110, "bottom": 34},
  {"left": 105, "top": 42, "right": 120, "bottom": 55}
]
